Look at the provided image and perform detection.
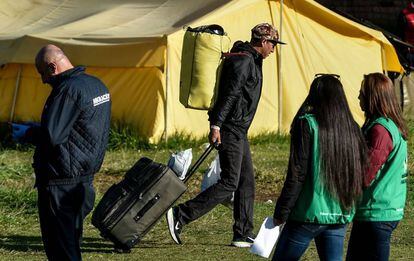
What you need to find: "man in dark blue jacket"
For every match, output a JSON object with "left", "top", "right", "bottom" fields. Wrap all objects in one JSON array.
[
  {"left": 14, "top": 44, "right": 111, "bottom": 260},
  {"left": 167, "top": 23, "right": 284, "bottom": 247}
]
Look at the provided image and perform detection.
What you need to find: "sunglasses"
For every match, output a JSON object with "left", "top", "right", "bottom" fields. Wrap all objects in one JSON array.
[
  {"left": 314, "top": 73, "right": 340, "bottom": 79},
  {"left": 266, "top": 40, "right": 277, "bottom": 48}
]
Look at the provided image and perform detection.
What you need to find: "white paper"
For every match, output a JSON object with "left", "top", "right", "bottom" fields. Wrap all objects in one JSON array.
[{"left": 250, "top": 217, "right": 283, "bottom": 258}]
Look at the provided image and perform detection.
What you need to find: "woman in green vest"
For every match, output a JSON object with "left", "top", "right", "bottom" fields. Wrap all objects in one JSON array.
[
  {"left": 346, "top": 73, "right": 408, "bottom": 261},
  {"left": 272, "top": 74, "right": 367, "bottom": 261}
]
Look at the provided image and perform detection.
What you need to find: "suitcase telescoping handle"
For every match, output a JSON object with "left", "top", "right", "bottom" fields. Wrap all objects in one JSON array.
[{"left": 183, "top": 143, "right": 218, "bottom": 183}]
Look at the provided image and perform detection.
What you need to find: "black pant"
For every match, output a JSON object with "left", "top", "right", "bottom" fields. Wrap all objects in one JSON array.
[
  {"left": 177, "top": 130, "right": 255, "bottom": 238},
  {"left": 37, "top": 180, "right": 95, "bottom": 261}
]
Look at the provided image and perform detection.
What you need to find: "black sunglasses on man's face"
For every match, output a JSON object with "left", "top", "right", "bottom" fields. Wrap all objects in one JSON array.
[{"left": 266, "top": 40, "right": 277, "bottom": 48}]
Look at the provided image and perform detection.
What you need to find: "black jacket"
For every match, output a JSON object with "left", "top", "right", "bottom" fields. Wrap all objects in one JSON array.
[
  {"left": 273, "top": 118, "right": 311, "bottom": 222},
  {"left": 27, "top": 66, "right": 111, "bottom": 186},
  {"left": 208, "top": 41, "right": 263, "bottom": 137}
]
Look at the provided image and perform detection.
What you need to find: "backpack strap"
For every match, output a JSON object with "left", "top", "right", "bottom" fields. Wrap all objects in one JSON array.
[{"left": 221, "top": 52, "right": 249, "bottom": 58}]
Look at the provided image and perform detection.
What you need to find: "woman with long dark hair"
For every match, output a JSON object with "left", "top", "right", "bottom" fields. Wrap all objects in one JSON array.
[
  {"left": 272, "top": 74, "right": 367, "bottom": 261},
  {"left": 346, "top": 73, "right": 408, "bottom": 261}
]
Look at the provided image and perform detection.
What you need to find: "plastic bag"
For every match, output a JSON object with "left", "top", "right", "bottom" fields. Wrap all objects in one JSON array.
[
  {"left": 200, "top": 154, "right": 220, "bottom": 191},
  {"left": 167, "top": 148, "right": 193, "bottom": 180},
  {"left": 201, "top": 154, "right": 234, "bottom": 208}
]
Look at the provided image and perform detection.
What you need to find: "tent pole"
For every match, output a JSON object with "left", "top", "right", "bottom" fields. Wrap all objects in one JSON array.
[
  {"left": 381, "top": 43, "right": 388, "bottom": 76},
  {"left": 10, "top": 64, "right": 22, "bottom": 122},
  {"left": 277, "top": 0, "right": 284, "bottom": 132},
  {"left": 164, "top": 35, "right": 169, "bottom": 143}
]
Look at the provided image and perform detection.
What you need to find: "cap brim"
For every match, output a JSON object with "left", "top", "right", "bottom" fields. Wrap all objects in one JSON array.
[{"left": 269, "top": 40, "right": 286, "bottom": 45}]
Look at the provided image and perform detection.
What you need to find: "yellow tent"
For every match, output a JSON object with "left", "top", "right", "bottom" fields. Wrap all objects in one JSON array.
[{"left": 0, "top": 0, "right": 402, "bottom": 142}]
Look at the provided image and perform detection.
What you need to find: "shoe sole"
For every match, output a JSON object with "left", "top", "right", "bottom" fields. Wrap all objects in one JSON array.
[
  {"left": 231, "top": 241, "right": 253, "bottom": 248},
  {"left": 166, "top": 208, "right": 181, "bottom": 245}
]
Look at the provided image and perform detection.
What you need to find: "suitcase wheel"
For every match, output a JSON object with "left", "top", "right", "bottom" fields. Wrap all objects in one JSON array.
[{"left": 114, "top": 247, "right": 131, "bottom": 254}]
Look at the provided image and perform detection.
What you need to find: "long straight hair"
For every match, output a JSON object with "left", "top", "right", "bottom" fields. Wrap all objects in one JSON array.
[
  {"left": 294, "top": 75, "right": 367, "bottom": 209},
  {"left": 361, "top": 73, "right": 408, "bottom": 139}
]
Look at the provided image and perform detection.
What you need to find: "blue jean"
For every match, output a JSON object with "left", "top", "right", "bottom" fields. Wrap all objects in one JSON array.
[
  {"left": 272, "top": 221, "right": 347, "bottom": 261},
  {"left": 346, "top": 220, "right": 399, "bottom": 261}
]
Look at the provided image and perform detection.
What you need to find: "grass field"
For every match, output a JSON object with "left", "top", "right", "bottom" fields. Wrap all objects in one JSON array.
[{"left": 0, "top": 131, "right": 412, "bottom": 260}]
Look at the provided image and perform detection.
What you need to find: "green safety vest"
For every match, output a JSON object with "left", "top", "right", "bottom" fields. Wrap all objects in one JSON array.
[
  {"left": 355, "top": 117, "right": 407, "bottom": 221},
  {"left": 289, "top": 114, "right": 354, "bottom": 224}
]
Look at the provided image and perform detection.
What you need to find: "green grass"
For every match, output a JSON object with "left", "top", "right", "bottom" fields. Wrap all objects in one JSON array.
[
  {"left": 108, "top": 126, "right": 209, "bottom": 151},
  {"left": 0, "top": 130, "right": 412, "bottom": 260}
]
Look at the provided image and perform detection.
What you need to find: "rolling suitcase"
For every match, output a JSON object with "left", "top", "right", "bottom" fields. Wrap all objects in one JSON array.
[{"left": 92, "top": 145, "right": 215, "bottom": 252}]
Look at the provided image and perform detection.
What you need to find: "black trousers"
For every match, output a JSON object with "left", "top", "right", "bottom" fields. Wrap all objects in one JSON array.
[
  {"left": 37, "top": 179, "right": 95, "bottom": 261},
  {"left": 177, "top": 130, "right": 255, "bottom": 238}
]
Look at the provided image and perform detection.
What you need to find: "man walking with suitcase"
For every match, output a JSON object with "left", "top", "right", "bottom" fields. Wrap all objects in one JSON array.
[
  {"left": 167, "top": 23, "right": 284, "bottom": 247},
  {"left": 12, "top": 44, "right": 111, "bottom": 260}
]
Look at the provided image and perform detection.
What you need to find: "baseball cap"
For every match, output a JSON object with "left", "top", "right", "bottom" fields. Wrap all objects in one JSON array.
[{"left": 251, "top": 23, "right": 286, "bottom": 45}]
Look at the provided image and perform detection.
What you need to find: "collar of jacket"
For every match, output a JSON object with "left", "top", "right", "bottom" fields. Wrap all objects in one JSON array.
[
  {"left": 234, "top": 41, "right": 263, "bottom": 62},
  {"left": 49, "top": 66, "right": 85, "bottom": 88}
]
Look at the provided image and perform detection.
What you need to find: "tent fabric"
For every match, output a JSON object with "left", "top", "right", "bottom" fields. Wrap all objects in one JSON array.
[
  {"left": 0, "top": 0, "right": 231, "bottom": 66},
  {"left": 1, "top": 36, "right": 167, "bottom": 67},
  {"left": 0, "top": 64, "right": 50, "bottom": 122},
  {"left": 166, "top": 0, "right": 402, "bottom": 137},
  {"left": 0, "top": 64, "right": 165, "bottom": 141},
  {"left": 0, "top": 0, "right": 230, "bottom": 39},
  {"left": 0, "top": 0, "right": 403, "bottom": 142}
]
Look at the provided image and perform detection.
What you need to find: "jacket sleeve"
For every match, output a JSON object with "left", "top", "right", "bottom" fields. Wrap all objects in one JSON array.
[
  {"left": 273, "top": 118, "right": 310, "bottom": 222},
  {"left": 208, "top": 56, "right": 251, "bottom": 127},
  {"left": 363, "top": 124, "right": 393, "bottom": 188},
  {"left": 43, "top": 91, "right": 81, "bottom": 146}
]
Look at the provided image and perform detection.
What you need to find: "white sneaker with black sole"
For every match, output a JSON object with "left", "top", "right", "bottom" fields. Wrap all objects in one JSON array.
[
  {"left": 166, "top": 207, "right": 182, "bottom": 244},
  {"left": 231, "top": 236, "right": 255, "bottom": 248}
]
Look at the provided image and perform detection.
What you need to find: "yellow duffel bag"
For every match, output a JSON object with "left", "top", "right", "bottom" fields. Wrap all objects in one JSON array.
[{"left": 180, "top": 25, "right": 231, "bottom": 110}]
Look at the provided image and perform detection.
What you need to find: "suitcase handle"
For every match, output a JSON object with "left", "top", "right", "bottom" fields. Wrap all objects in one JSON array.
[
  {"left": 133, "top": 193, "right": 160, "bottom": 222},
  {"left": 183, "top": 143, "right": 218, "bottom": 183}
]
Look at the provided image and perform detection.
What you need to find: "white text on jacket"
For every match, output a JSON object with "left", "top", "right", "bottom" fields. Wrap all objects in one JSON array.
[{"left": 93, "top": 93, "right": 110, "bottom": 107}]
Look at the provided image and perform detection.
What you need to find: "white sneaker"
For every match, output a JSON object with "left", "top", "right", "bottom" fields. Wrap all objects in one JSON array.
[
  {"left": 231, "top": 236, "right": 255, "bottom": 248},
  {"left": 166, "top": 207, "right": 182, "bottom": 244}
]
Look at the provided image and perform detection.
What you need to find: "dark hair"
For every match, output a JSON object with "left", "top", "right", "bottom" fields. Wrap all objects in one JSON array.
[
  {"left": 361, "top": 73, "right": 408, "bottom": 139},
  {"left": 294, "top": 75, "right": 367, "bottom": 209}
]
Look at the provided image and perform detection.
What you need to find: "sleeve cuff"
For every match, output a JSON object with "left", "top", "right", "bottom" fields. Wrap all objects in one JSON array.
[{"left": 210, "top": 125, "right": 220, "bottom": 130}]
